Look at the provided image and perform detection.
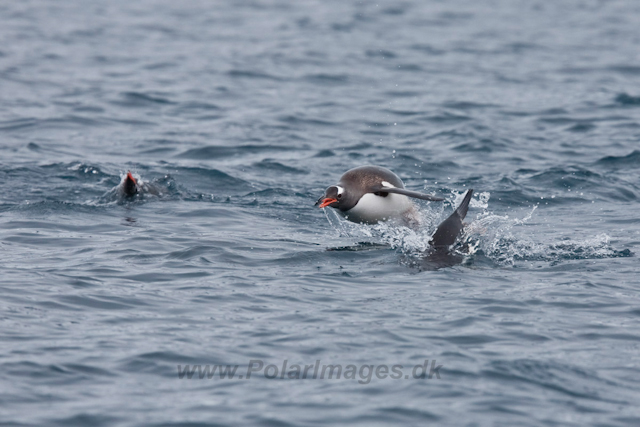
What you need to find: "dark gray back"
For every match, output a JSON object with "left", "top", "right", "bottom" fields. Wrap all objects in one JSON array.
[{"left": 336, "top": 166, "right": 405, "bottom": 211}]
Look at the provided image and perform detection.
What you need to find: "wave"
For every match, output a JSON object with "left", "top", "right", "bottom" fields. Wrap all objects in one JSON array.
[
  {"left": 177, "top": 144, "right": 302, "bottom": 159},
  {"left": 596, "top": 150, "right": 640, "bottom": 168},
  {"left": 466, "top": 211, "right": 631, "bottom": 266},
  {"left": 615, "top": 93, "right": 640, "bottom": 106}
]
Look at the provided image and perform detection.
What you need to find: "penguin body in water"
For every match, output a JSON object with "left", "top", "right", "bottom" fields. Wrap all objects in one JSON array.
[
  {"left": 430, "top": 189, "right": 473, "bottom": 249},
  {"left": 115, "top": 171, "right": 164, "bottom": 199}
]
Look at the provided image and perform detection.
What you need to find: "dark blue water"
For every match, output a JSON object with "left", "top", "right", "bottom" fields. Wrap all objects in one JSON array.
[{"left": 1, "top": 1, "right": 640, "bottom": 425}]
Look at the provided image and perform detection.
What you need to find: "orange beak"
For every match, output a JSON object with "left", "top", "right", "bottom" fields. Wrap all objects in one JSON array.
[
  {"left": 318, "top": 198, "right": 337, "bottom": 208},
  {"left": 126, "top": 171, "right": 137, "bottom": 185}
]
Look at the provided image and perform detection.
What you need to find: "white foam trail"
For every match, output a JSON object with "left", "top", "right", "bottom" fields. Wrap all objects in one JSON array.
[{"left": 323, "top": 191, "right": 627, "bottom": 266}]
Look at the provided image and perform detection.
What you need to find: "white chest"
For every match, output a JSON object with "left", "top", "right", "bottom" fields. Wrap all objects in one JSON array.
[{"left": 340, "top": 192, "right": 414, "bottom": 224}]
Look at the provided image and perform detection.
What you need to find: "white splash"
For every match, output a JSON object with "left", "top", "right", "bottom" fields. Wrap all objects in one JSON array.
[{"left": 323, "top": 190, "right": 629, "bottom": 266}]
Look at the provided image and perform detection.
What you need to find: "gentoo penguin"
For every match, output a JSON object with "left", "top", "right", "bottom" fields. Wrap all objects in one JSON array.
[
  {"left": 430, "top": 189, "right": 473, "bottom": 249},
  {"left": 117, "top": 171, "right": 165, "bottom": 198},
  {"left": 120, "top": 171, "right": 140, "bottom": 197},
  {"left": 106, "top": 170, "right": 164, "bottom": 202},
  {"left": 411, "top": 189, "right": 474, "bottom": 269},
  {"left": 316, "top": 165, "right": 443, "bottom": 225}
]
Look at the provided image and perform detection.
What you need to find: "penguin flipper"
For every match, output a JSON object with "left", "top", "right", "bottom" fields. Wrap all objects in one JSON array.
[
  {"left": 430, "top": 189, "right": 473, "bottom": 249},
  {"left": 369, "top": 186, "right": 444, "bottom": 202}
]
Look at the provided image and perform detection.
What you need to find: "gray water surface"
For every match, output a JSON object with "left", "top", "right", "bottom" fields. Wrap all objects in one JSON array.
[{"left": 1, "top": 1, "right": 640, "bottom": 426}]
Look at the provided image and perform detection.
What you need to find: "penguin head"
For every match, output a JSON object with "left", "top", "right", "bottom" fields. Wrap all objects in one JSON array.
[
  {"left": 122, "top": 171, "right": 140, "bottom": 197},
  {"left": 316, "top": 185, "right": 359, "bottom": 212}
]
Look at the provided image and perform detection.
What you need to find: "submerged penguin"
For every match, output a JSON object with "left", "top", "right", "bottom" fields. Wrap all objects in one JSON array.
[
  {"left": 120, "top": 171, "right": 141, "bottom": 197},
  {"left": 315, "top": 165, "right": 443, "bottom": 225},
  {"left": 116, "top": 171, "right": 163, "bottom": 198},
  {"left": 414, "top": 189, "right": 474, "bottom": 269},
  {"left": 430, "top": 189, "right": 473, "bottom": 249}
]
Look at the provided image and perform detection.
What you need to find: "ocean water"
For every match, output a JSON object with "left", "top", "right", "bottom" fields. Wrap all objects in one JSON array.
[{"left": 1, "top": 0, "right": 640, "bottom": 425}]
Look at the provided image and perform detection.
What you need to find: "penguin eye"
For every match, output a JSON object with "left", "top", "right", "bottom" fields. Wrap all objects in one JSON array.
[{"left": 337, "top": 193, "right": 342, "bottom": 199}]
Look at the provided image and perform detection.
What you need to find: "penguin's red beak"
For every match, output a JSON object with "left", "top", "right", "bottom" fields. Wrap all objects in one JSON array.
[
  {"left": 126, "top": 171, "right": 137, "bottom": 185},
  {"left": 318, "top": 198, "right": 337, "bottom": 208}
]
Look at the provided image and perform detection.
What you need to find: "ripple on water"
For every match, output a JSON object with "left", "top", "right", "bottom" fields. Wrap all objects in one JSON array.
[{"left": 1, "top": 0, "right": 640, "bottom": 426}]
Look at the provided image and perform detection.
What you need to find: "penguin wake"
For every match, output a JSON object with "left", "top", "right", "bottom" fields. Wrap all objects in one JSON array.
[{"left": 322, "top": 190, "right": 630, "bottom": 269}]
